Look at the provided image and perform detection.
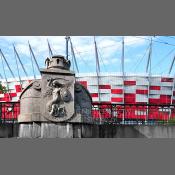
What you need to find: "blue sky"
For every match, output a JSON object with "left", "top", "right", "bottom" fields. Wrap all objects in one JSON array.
[{"left": 0, "top": 36, "right": 175, "bottom": 79}]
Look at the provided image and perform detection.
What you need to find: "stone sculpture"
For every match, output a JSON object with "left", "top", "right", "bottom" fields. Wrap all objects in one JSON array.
[{"left": 18, "top": 55, "right": 92, "bottom": 125}]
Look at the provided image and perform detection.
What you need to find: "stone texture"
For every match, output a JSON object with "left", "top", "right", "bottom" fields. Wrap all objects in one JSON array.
[
  {"left": 73, "top": 124, "right": 82, "bottom": 138},
  {"left": 19, "top": 123, "right": 33, "bottom": 138},
  {"left": 40, "top": 123, "right": 73, "bottom": 138}
]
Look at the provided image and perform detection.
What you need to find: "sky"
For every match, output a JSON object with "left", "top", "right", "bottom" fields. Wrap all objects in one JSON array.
[{"left": 0, "top": 36, "right": 175, "bottom": 79}]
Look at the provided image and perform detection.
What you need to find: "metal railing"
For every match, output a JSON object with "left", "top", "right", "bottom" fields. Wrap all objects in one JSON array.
[
  {"left": 0, "top": 102, "right": 20, "bottom": 123},
  {"left": 0, "top": 102, "right": 175, "bottom": 125},
  {"left": 92, "top": 103, "right": 175, "bottom": 125}
]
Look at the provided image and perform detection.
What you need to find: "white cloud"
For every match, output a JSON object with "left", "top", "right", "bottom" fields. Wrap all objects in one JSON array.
[{"left": 0, "top": 36, "right": 152, "bottom": 76}]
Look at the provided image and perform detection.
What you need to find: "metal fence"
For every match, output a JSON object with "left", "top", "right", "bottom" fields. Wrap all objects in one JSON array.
[
  {"left": 0, "top": 102, "right": 20, "bottom": 123},
  {"left": 0, "top": 102, "right": 175, "bottom": 125},
  {"left": 92, "top": 103, "right": 175, "bottom": 125}
]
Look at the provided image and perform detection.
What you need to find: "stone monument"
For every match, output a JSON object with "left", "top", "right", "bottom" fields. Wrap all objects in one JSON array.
[{"left": 18, "top": 55, "right": 92, "bottom": 138}]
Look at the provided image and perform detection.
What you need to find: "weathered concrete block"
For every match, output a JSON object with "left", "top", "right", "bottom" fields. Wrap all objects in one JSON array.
[
  {"left": 40, "top": 123, "right": 73, "bottom": 138},
  {"left": 41, "top": 123, "right": 58, "bottom": 138},
  {"left": 19, "top": 123, "right": 33, "bottom": 138},
  {"left": 32, "top": 122, "right": 41, "bottom": 138},
  {"left": 57, "top": 123, "right": 73, "bottom": 138},
  {"left": 73, "top": 124, "right": 82, "bottom": 138}
]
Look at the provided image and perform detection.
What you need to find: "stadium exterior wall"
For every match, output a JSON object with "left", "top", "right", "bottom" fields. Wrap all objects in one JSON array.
[{"left": 0, "top": 73, "right": 174, "bottom": 105}]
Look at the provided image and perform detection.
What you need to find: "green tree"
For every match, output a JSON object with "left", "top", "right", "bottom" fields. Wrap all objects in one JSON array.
[{"left": 0, "top": 83, "right": 7, "bottom": 94}]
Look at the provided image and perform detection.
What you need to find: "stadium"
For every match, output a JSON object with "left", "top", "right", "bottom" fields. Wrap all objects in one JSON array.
[{"left": 0, "top": 36, "right": 175, "bottom": 124}]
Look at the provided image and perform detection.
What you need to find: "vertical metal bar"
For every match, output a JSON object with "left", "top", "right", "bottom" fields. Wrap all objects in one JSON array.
[
  {"left": 14, "top": 46, "right": 23, "bottom": 91},
  {"left": 0, "top": 53, "right": 11, "bottom": 101},
  {"left": 169, "top": 75, "right": 175, "bottom": 120},
  {"left": 70, "top": 38, "right": 79, "bottom": 73},
  {"left": 147, "top": 38, "right": 152, "bottom": 122},
  {"left": 47, "top": 39, "right": 53, "bottom": 57},
  {"left": 13, "top": 45, "right": 29, "bottom": 79},
  {"left": 122, "top": 37, "right": 125, "bottom": 77},
  {"left": 65, "top": 36, "right": 70, "bottom": 60},
  {"left": 28, "top": 41, "right": 41, "bottom": 74},
  {"left": 169, "top": 55, "right": 175, "bottom": 75},
  {"left": 146, "top": 38, "right": 152, "bottom": 73},
  {"left": 94, "top": 36, "right": 101, "bottom": 123},
  {"left": 28, "top": 43, "right": 36, "bottom": 79},
  {"left": 121, "top": 37, "right": 125, "bottom": 123},
  {"left": 0, "top": 49, "right": 16, "bottom": 79}
]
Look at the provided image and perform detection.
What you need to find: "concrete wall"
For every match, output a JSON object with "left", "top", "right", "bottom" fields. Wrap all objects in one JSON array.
[
  {"left": 0, "top": 123, "right": 19, "bottom": 138},
  {"left": 1, "top": 123, "right": 175, "bottom": 138},
  {"left": 18, "top": 123, "right": 175, "bottom": 138}
]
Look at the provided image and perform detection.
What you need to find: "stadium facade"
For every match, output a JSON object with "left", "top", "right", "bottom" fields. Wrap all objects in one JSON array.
[
  {"left": 0, "top": 73, "right": 175, "bottom": 121},
  {"left": 1, "top": 73, "right": 174, "bottom": 105}
]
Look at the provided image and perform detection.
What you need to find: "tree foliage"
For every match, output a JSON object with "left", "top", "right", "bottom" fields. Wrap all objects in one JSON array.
[{"left": 0, "top": 83, "right": 7, "bottom": 93}]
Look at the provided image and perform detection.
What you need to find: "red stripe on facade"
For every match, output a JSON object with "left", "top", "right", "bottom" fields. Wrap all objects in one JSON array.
[
  {"left": 4, "top": 93, "right": 11, "bottom": 98},
  {"left": 136, "top": 89, "right": 148, "bottom": 94},
  {"left": 149, "top": 86, "right": 161, "bottom": 90},
  {"left": 1, "top": 97, "right": 11, "bottom": 102},
  {"left": 99, "top": 85, "right": 111, "bottom": 89},
  {"left": 160, "top": 95, "right": 171, "bottom": 104},
  {"left": 111, "top": 97, "right": 123, "bottom": 102},
  {"left": 10, "top": 93, "right": 17, "bottom": 97},
  {"left": 111, "top": 89, "right": 123, "bottom": 94},
  {"left": 124, "top": 81, "right": 136, "bottom": 86},
  {"left": 124, "top": 93, "right": 135, "bottom": 103},
  {"left": 149, "top": 98, "right": 160, "bottom": 104},
  {"left": 91, "top": 93, "right": 98, "bottom": 97},
  {"left": 15, "top": 85, "right": 22, "bottom": 93}
]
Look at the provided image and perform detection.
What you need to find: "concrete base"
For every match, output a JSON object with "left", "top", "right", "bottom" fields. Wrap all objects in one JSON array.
[
  {"left": 0, "top": 123, "right": 19, "bottom": 138},
  {"left": 17, "top": 123, "right": 175, "bottom": 138}
]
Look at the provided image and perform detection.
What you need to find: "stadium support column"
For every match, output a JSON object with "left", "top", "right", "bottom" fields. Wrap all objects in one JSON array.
[
  {"left": 121, "top": 37, "right": 125, "bottom": 123},
  {"left": 0, "top": 52, "right": 11, "bottom": 101},
  {"left": 47, "top": 39, "right": 53, "bottom": 58},
  {"left": 70, "top": 38, "right": 79, "bottom": 73},
  {"left": 94, "top": 36, "right": 102, "bottom": 123},
  {"left": 168, "top": 55, "right": 175, "bottom": 120},
  {"left": 169, "top": 75, "right": 175, "bottom": 120},
  {"left": 147, "top": 38, "right": 152, "bottom": 123},
  {"left": 65, "top": 36, "right": 70, "bottom": 60},
  {"left": 168, "top": 55, "right": 175, "bottom": 75},
  {"left": 94, "top": 36, "right": 101, "bottom": 103},
  {"left": 0, "top": 49, "right": 16, "bottom": 80},
  {"left": 13, "top": 46, "right": 23, "bottom": 90},
  {"left": 13, "top": 45, "right": 29, "bottom": 81},
  {"left": 28, "top": 41, "right": 41, "bottom": 77}
]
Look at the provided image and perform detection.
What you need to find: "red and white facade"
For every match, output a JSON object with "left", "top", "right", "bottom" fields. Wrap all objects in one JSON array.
[
  {"left": 0, "top": 73, "right": 175, "bottom": 104},
  {"left": 76, "top": 73, "right": 175, "bottom": 105},
  {"left": 0, "top": 73, "right": 175, "bottom": 121}
]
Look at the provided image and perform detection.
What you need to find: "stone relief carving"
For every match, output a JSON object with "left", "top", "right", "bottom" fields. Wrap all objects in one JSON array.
[{"left": 43, "top": 78, "right": 73, "bottom": 119}]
